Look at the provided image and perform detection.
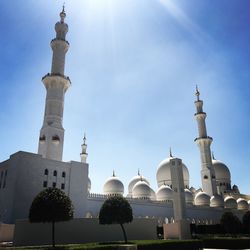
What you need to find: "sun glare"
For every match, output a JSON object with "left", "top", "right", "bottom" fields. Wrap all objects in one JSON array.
[{"left": 158, "top": 0, "right": 211, "bottom": 45}]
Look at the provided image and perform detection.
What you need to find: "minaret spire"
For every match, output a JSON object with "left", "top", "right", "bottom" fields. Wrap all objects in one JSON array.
[
  {"left": 80, "top": 133, "right": 88, "bottom": 163},
  {"left": 60, "top": 5, "right": 66, "bottom": 23},
  {"left": 38, "top": 8, "right": 71, "bottom": 161},
  {"left": 194, "top": 87, "right": 216, "bottom": 196},
  {"left": 212, "top": 151, "right": 215, "bottom": 160},
  {"left": 195, "top": 85, "right": 200, "bottom": 101},
  {"left": 169, "top": 147, "right": 173, "bottom": 158}
]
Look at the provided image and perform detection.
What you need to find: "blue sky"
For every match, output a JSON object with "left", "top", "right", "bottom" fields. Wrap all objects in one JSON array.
[{"left": 0, "top": 0, "right": 249, "bottom": 195}]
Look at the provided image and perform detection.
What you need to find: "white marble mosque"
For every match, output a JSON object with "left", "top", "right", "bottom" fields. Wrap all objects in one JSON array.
[{"left": 0, "top": 8, "right": 249, "bottom": 225}]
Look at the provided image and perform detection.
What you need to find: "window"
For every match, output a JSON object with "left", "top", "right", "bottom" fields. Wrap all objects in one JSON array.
[
  {"left": 53, "top": 170, "right": 57, "bottom": 177},
  {"left": 39, "top": 135, "right": 46, "bottom": 141},
  {"left": 61, "top": 183, "right": 65, "bottom": 190},
  {"left": 0, "top": 171, "right": 3, "bottom": 188},
  {"left": 52, "top": 135, "right": 60, "bottom": 141},
  {"left": 52, "top": 182, "right": 56, "bottom": 188},
  {"left": 43, "top": 181, "right": 48, "bottom": 188},
  {"left": 44, "top": 169, "right": 48, "bottom": 175},
  {"left": 62, "top": 172, "right": 66, "bottom": 178},
  {"left": 3, "top": 170, "right": 7, "bottom": 188}
]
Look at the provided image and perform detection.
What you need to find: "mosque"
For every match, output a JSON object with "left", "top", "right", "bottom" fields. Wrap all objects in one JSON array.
[{"left": 0, "top": 8, "right": 249, "bottom": 226}]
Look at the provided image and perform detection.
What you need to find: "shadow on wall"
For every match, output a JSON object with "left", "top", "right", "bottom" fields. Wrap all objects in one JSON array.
[{"left": 13, "top": 218, "right": 158, "bottom": 246}]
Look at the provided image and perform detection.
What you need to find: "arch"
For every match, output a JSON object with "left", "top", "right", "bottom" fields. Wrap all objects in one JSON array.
[
  {"left": 53, "top": 170, "right": 57, "bottom": 176},
  {"left": 44, "top": 169, "right": 49, "bottom": 175},
  {"left": 52, "top": 135, "right": 60, "bottom": 142}
]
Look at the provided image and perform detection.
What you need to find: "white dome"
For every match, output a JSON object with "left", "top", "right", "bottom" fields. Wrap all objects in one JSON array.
[
  {"left": 210, "top": 194, "right": 224, "bottom": 207},
  {"left": 212, "top": 159, "right": 231, "bottom": 182},
  {"left": 156, "top": 184, "right": 173, "bottom": 201},
  {"left": 189, "top": 187, "right": 196, "bottom": 194},
  {"left": 156, "top": 157, "right": 189, "bottom": 188},
  {"left": 237, "top": 198, "right": 248, "bottom": 210},
  {"left": 224, "top": 196, "right": 237, "bottom": 209},
  {"left": 103, "top": 174, "right": 124, "bottom": 196},
  {"left": 128, "top": 174, "right": 150, "bottom": 195},
  {"left": 132, "top": 181, "right": 151, "bottom": 199},
  {"left": 185, "top": 189, "right": 193, "bottom": 205},
  {"left": 194, "top": 192, "right": 210, "bottom": 206},
  {"left": 88, "top": 177, "right": 91, "bottom": 193}
]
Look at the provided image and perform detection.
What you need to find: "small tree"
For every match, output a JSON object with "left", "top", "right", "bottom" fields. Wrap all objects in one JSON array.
[
  {"left": 243, "top": 211, "right": 250, "bottom": 234},
  {"left": 220, "top": 211, "right": 241, "bottom": 236},
  {"left": 29, "top": 187, "right": 74, "bottom": 247},
  {"left": 99, "top": 196, "right": 133, "bottom": 243}
]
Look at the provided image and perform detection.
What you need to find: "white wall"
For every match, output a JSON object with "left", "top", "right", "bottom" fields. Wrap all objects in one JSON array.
[{"left": 0, "top": 151, "right": 88, "bottom": 224}]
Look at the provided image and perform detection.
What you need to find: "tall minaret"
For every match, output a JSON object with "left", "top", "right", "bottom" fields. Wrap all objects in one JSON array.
[
  {"left": 80, "top": 134, "right": 88, "bottom": 163},
  {"left": 194, "top": 86, "right": 216, "bottom": 196},
  {"left": 38, "top": 6, "right": 71, "bottom": 161}
]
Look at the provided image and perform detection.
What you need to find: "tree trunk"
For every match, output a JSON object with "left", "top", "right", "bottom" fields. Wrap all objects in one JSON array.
[
  {"left": 52, "top": 221, "right": 55, "bottom": 248},
  {"left": 120, "top": 223, "right": 127, "bottom": 244}
]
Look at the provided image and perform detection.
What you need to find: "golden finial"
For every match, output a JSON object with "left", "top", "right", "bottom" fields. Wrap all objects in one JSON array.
[
  {"left": 112, "top": 170, "right": 115, "bottom": 177},
  {"left": 212, "top": 151, "right": 215, "bottom": 160},
  {"left": 195, "top": 85, "right": 200, "bottom": 101},
  {"left": 62, "top": 2, "right": 65, "bottom": 13},
  {"left": 169, "top": 147, "right": 173, "bottom": 158},
  {"left": 138, "top": 169, "right": 140, "bottom": 176},
  {"left": 83, "top": 133, "right": 86, "bottom": 145},
  {"left": 60, "top": 2, "right": 66, "bottom": 22}
]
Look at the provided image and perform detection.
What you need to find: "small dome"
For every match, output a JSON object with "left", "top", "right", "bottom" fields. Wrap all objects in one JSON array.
[
  {"left": 103, "top": 173, "right": 124, "bottom": 196},
  {"left": 212, "top": 159, "right": 231, "bottom": 182},
  {"left": 156, "top": 184, "right": 173, "bottom": 201},
  {"left": 224, "top": 196, "right": 237, "bottom": 209},
  {"left": 150, "top": 188, "right": 156, "bottom": 200},
  {"left": 185, "top": 189, "right": 193, "bottom": 205},
  {"left": 132, "top": 181, "right": 151, "bottom": 199},
  {"left": 237, "top": 198, "right": 248, "bottom": 210},
  {"left": 210, "top": 194, "right": 224, "bottom": 208},
  {"left": 189, "top": 187, "right": 196, "bottom": 194},
  {"left": 156, "top": 157, "right": 189, "bottom": 188},
  {"left": 128, "top": 173, "right": 150, "bottom": 195},
  {"left": 88, "top": 177, "right": 91, "bottom": 193},
  {"left": 194, "top": 192, "right": 210, "bottom": 206}
]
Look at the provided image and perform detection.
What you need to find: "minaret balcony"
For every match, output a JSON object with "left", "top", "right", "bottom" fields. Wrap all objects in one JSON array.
[
  {"left": 51, "top": 38, "right": 69, "bottom": 48},
  {"left": 42, "top": 73, "right": 71, "bottom": 91},
  {"left": 194, "top": 112, "right": 206, "bottom": 117},
  {"left": 194, "top": 136, "right": 213, "bottom": 146},
  {"left": 50, "top": 39, "right": 69, "bottom": 53},
  {"left": 194, "top": 136, "right": 213, "bottom": 141}
]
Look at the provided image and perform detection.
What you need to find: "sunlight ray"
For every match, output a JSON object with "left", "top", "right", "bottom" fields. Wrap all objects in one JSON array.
[{"left": 158, "top": 0, "right": 212, "bottom": 45}]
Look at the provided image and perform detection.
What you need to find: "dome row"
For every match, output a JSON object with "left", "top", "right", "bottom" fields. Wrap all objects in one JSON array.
[
  {"left": 194, "top": 192, "right": 249, "bottom": 210},
  {"left": 102, "top": 174, "right": 249, "bottom": 210}
]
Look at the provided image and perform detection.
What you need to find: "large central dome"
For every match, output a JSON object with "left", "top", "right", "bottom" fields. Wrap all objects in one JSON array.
[
  {"left": 212, "top": 159, "right": 231, "bottom": 182},
  {"left": 156, "top": 156, "right": 189, "bottom": 188}
]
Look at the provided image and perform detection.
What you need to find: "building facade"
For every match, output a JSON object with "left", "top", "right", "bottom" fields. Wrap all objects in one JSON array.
[{"left": 0, "top": 8, "right": 249, "bottom": 225}]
